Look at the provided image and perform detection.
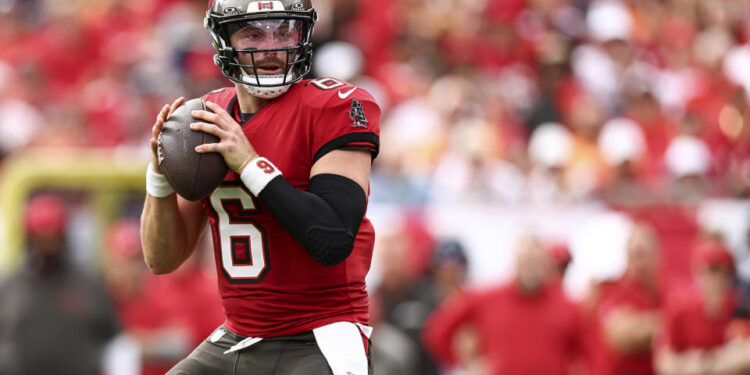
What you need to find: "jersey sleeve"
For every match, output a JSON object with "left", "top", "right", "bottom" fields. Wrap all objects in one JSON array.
[
  {"left": 658, "top": 293, "right": 686, "bottom": 352},
  {"left": 201, "top": 87, "right": 236, "bottom": 113},
  {"left": 310, "top": 87, "right": 381, "bottom": 163},
  {"left": 422, "top": 289, "right": 479, "bottom": 366}
]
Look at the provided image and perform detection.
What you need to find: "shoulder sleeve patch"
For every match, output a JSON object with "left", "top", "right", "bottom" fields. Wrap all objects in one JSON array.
[
  {"left": 349, "top": 98, "right": 369, "bottom": 128},
  {"left": 309, "top": 87, "right": 381, "bottom": 163}
]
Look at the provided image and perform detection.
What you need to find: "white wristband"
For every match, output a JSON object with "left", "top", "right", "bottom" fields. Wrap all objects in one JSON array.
[
  {"left": 240, "top": 157, "right": 282, "bottom": 196},
  {"left": 146, "top": 163, "right": 175, "bottom": 198}
]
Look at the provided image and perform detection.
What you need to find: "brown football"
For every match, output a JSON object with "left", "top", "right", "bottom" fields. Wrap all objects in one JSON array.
[{"left": 157, "top": 98, "right": 228, "bottom": 201}]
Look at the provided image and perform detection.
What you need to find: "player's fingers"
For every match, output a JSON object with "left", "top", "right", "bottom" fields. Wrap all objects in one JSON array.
[
  {"left": 152, "top": 121, "right": 163, "bottom": 142},
  {"left": 195, "top": 142, "right": 222, "bottom": 153},
  {"left": 150, "top": 139, "right": 165, "bottom": 173},
  {"left": 191, "top": 109, "right": 219, "bottom": 124},
  {"left": 153, "top": 116, "right": 166, "bottom": 136},
  {"left": 204, "top": 101, "right": 236, "bottom": 128},
  {"left": 152, "top": 105, "right": 169, "bottom": 135},
  {"left": 190, "top": 122, "right": 227, "bottom": 138},
  {"left": 156, "top": 104, "right": 170, "bottom": 121},
  {"left": 167, "top": 97, "right": 185, "bottom": 117},
  {"left": 191, "top": 109, "right": 235, "bottom": 131}
]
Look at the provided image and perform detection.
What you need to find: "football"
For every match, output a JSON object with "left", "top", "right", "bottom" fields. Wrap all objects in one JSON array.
[{"left": 157, "top": 98, "right": 228, "bottom": 201}]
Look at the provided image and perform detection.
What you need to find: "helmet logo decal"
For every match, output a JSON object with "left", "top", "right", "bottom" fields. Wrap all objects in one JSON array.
[
  {"left": 349, "top": 99, "right": 368, "bottom": 128},
  {"left": 223, "top": 6, "right": 241, "bottom": 15},
  {"left": 246, "top": 1, "right": 283, "bottom": 13}
]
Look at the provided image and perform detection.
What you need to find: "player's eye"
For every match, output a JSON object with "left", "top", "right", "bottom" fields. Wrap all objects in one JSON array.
[{"left": 236, "top": 26, "right": 262, "bottom": 38}]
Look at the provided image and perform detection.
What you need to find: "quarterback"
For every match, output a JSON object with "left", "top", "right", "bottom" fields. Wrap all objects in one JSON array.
[{"left": 140, "top": 1, "right": 380, "bottom": 374}]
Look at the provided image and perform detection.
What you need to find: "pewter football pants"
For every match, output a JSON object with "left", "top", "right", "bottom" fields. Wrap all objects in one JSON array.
[{"left": 167, "top": 325, "right": 372, "bottom": 375}]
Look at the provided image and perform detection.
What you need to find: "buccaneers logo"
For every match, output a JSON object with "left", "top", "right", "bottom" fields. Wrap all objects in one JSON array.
[{"left": 349, "top": 98, "right": 368, "bottom": 128}]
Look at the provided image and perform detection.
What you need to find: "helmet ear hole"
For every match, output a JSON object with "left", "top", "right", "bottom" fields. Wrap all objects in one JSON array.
[{"left": 213, "top": 55, "right": 236, "bottom": 78}]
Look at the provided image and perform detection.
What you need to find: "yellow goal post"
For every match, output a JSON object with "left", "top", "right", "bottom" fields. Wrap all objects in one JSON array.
[{"left": 0, "top": 148, "right": 149, "bottom": 273}]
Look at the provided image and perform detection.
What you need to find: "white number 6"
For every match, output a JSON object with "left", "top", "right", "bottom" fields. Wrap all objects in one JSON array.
[{"left": 209, "top": 186, "right": 269, "bottom": 282}]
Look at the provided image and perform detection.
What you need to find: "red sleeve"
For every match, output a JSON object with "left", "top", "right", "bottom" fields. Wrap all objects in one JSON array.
[
  {"left": 568, "top": 303, "right": 590, "bottom": 366},
  {"left": 201, "top": 87, "right": 235, "bottom": 109},
  {"left": 596, "top": 282, "right": 628, "bottom": 323},
  {"left": 310, "top": 88, "right": 381, "bottom": 163},
  {"left": 660, "top": 294, "right": 685, "bottom": 352},
  {"left": 422, "top": 290, "right": 478, "bottom": 366}
]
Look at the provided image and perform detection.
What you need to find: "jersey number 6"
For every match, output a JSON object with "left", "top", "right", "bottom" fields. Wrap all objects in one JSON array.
[{"left": 209, "top": 186, "right": 270, "bottom": 283}]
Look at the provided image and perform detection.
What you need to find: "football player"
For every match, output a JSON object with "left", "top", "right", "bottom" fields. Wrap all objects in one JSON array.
[{"left": 140, "top": 1, "right": 380, "bottom": 374}]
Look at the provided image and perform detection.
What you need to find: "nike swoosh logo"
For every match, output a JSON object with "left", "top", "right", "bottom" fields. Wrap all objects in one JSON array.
[{"left": 338, "top": 87, "right": 357, "bottom": 99}]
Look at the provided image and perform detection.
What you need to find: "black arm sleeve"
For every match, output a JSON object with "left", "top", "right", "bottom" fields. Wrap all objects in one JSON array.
[{"left": 257, "top": 173, "right": 367, "bottom": 266}]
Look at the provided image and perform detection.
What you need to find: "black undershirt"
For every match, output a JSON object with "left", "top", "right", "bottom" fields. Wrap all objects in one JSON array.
[{"left": 238, "top": 110, "right": 255, "bottom": 124}]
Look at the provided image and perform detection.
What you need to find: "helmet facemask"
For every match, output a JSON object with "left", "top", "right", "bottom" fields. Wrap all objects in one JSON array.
[{"left": 205, "top": 2, "right": 316, "bottom": 99}]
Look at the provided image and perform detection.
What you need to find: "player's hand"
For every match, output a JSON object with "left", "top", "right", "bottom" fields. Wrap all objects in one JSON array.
[
  {"left": 190, "top": 100, "right": 259, "bottom": 173},
  {"left": 150, "top": 97, "right": 185, "bottom": 174}
]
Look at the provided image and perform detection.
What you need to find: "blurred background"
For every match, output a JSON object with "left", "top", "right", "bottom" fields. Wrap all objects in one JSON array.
[{"left": 1, "top": 0, "right": 750, "bottom": 374}]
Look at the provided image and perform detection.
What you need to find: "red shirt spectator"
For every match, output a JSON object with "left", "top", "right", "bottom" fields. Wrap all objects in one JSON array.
[
  {"left": 621, "top": 205, "right": 700, "bottom": 294},
  {"left": 588, "top": 223, "right": 662, "bottom": 375},
  {"left": 662, "top": 286, "right": 734, "bottom": 352},
  {"left": 424, "top": 284, "right": 585, "bottom": 375},
  {"left": 655, "top": 239, "right": 750, "bottom": 374},
  {"left": 105, "top": 220, "right": 224, "bottom": 375},
  {"left": 594, "top": 276, "right": 661, "bottom": 375},
  {"left": 423, "top": 237, "right": 586, "bottom": 375}
]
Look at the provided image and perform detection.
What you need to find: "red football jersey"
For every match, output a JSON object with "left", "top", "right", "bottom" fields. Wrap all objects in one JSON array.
[{"left": 199, "top": 78, "right": 380, "bottom": 338}]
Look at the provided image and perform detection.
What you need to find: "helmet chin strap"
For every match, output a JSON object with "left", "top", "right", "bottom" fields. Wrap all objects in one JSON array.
[{"left": 240, "top": 71, "right": 294, "bottom": 99}]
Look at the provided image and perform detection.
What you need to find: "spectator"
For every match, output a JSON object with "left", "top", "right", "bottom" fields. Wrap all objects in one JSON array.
[
  {"left": 103, "top": 218, "right": 223, "bottom": 375},
  {"left": 402, "top": 239, "right": 470, "bottom": 375},
  {"left": 371, "top": 223, "right": 420, "bottom": 373},
  {"left": 588, "top": 223, "right": 661, "bottom": 375},
  {"left": 656, "top": 238, "right": 750, "bottom": 374},
  {"left": 547, "top": 242, "right": 572, "bottom": 285},
  {"left": 526, "top": 122, "right": 576, "bottom": 203},
  {"left": 664, "top": 135, "right": 713, "bottom": 202},
  {"left": 0, "top": 194, "right": 121, "bottom": 375},
  {"left": 596, "top": 117, "right": 656, "bottom": 206},
  {"left": 0, "top": 60, "right": 42, "bottom": 161},
  {"left": 423, "top": 235, "right": 586, "bottom": 375}
]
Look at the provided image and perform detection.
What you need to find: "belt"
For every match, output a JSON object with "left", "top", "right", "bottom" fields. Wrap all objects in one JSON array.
[{"left": 218, "top": 326, "right": 316, "bottom": 354}]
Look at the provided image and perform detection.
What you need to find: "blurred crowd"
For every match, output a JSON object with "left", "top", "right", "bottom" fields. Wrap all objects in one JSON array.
[
  {"left": 0, "top": 194, "right": 224, "bottom": 374},
  {"left": 0, "top": 0, "right": 748, "bottom": 204},
  {"left": 372, "top": 222, "right": 750, "bottom": 374},
  {"left": 2, "top": 0, "right": 750, "bottom": 374}
]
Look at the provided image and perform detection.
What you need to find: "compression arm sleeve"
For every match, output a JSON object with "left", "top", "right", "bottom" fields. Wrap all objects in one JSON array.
[{"left": 257, "top": 173, "right": 367, "bottom": 266}]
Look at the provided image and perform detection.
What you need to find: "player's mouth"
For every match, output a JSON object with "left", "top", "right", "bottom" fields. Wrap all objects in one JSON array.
[{"left": 256, "top": 64, "right": 283, "bottom": 75}]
